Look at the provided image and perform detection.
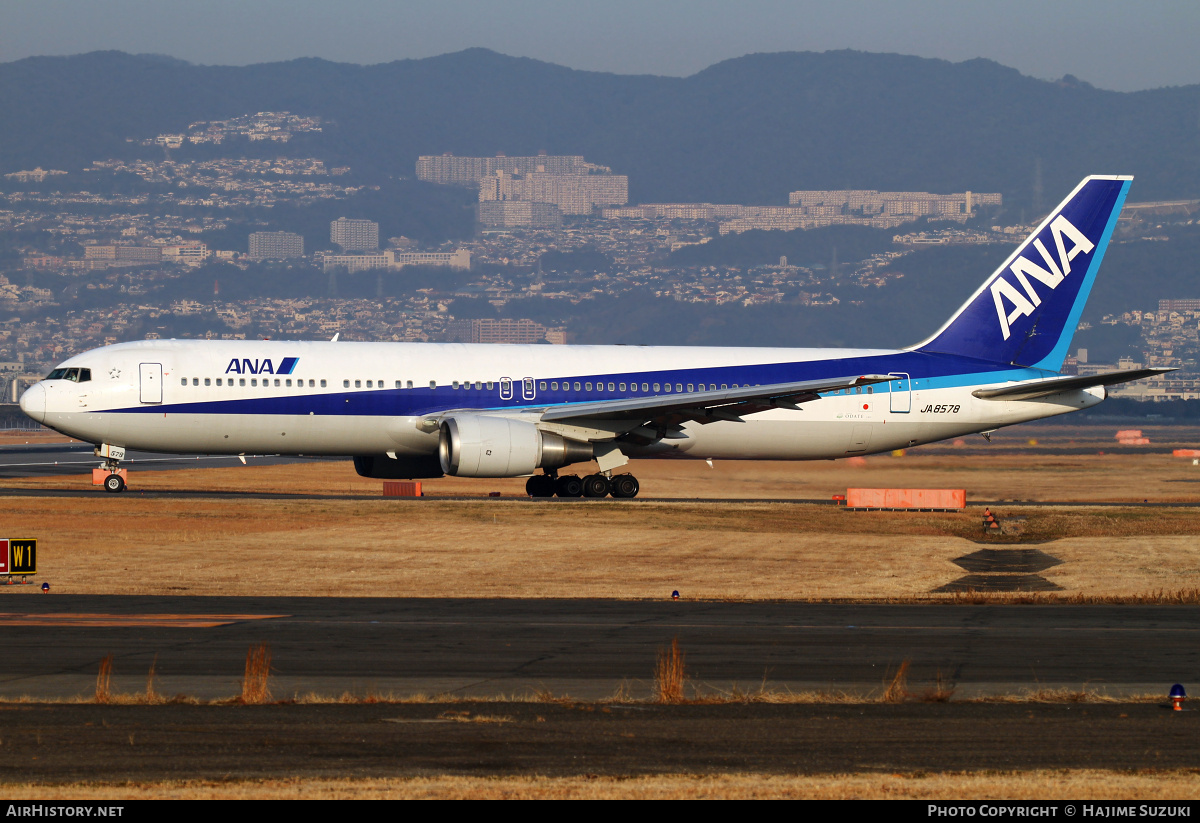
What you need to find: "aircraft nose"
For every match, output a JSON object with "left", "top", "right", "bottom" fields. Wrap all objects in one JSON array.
[{"left": 18, "top": 383, "right": 46, "bottom": 424}]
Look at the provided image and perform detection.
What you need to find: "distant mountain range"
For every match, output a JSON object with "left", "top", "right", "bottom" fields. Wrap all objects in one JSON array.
[{"left": 2, "top": 48, "right": 1199, "bottom": 208}]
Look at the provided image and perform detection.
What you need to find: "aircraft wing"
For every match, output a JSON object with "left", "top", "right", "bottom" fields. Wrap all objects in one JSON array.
[
  {"left": 538, "top": 373, "right": 894, "bottom": 431},
  {"left": 971, "top": 368, "right": 1174, "bottom": 401}
]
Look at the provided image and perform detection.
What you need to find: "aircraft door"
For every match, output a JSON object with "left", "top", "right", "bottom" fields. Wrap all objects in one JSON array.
[
  {"left": 522, "top": 377, "right": 536, "bottom": 401},
  {"left": 139, "top": 362, "right": 163, "bottom": 404},
  {"left": 888, "top": 372, "right": 911, "bottom": 413},
  {"left": 499, "top": 377, "right": 513, "bottom": 400}
]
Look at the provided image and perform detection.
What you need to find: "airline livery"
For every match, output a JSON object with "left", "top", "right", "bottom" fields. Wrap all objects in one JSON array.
[{"left": 19, "top": 176, "right": 1168, "bottom": 497}]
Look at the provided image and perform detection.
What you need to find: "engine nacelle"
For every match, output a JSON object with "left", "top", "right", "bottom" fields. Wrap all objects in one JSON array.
[
  {"left": 353, "top": 453, "right": 445, "bottom": 479},
  {"left": 438, "top": 415, "right": 593, "bottom": 477}
]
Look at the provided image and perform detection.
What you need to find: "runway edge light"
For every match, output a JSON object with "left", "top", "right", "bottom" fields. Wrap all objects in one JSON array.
[
  {"left": 1169, "top": 683, "right": 1186, "bottom": 711},
  {"left": 672, "top": 590, "right": 680, "bottom": 601}
]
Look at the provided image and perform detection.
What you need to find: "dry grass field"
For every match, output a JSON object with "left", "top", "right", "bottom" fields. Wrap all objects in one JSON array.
[
  {"left": 3, "top": 425, "right": 1200, "bottom": 599},
  {"left": 2, "top": 771, "right": 1198, "bottom": 800}
]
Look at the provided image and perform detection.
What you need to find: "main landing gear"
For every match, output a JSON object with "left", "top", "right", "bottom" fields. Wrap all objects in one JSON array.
[{"left": 525, "top": 471, "right": 640, "bottom": 499}]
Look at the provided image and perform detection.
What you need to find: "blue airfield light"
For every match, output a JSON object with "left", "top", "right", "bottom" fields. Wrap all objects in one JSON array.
[
  {"left": 1169, "top": 683, "right": 1186, "bottom": 711},
  {"left": 671, "top": 590, "right": 680, "bottom": 601}
]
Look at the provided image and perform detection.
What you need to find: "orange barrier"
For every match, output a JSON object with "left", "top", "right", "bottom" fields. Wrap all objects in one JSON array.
[
  {"left": 1115, "top": 429, "right": 1143, "bottom": 440},
  {"left": 1173, "top": 449, "right": 1200, "bottom": 458},
  {"left": 846, "top": 488, "right": 965, "bottom": 510},
  {"left": 91, "top": 468, "right": 127, "bottom": 486},
  {"left": 383, "top": 481, "right": 422, "bottom": 497}
]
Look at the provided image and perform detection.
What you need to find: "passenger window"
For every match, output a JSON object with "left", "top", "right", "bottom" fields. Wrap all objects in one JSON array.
[
  {"left": 192, "top": 378, "right": 198, "bottom": 386},
  {"left": 395, "top": 381, "right": 402, "bottom": 388},
  {"left": 429, "top": 381, "right": 436, "bottom": 389},
  {"left": 216, "top": 378, "right": 222, "bottom": 386},
  {"left": 251, "top": 379, "right": 258, "bottom": 387},
  {"left": 286, "top": 379, "right": 292, "bottom": 387},
  {"left": 642, "top": 383, "right": 648, "bottom": 392},
  {"left": 476, "top": 382, "right": 482, "bottom": 390},
  {"left": 664, "top": 384, "right": 672, "bottom": 393},
  {"left": 607, "top": 382, "right": 615, "bottom": 391},
  {"left": 355, "top": 380, "right": 362, "bottom": 388},
  {"left": 619, "top": 383, "right": 626, "bottom": 391},
  {"left": 721, "top": 384, "right": 728, "bottom": 389},
  {"left": 866, "top": 386, "right": 873, "bottom": 394},
  {"left": 573, "top": 382, "right": 581, "bottom": 391},
  {"left": 343, "top": 380, "right": 350, "bottom": 388},
  {"left": 319, "top": 380, "right": 325, "bottom": 388},
  {"left": 676, "top": 384, "right": 683, "bottom": 392},
  {"left": 274, "top": 379, "right": 280, "bottom": 387},
  {"left": 585, "top": 382, "right": 592, "bottom": 391},
  {"left": 540, "top": 381, "right": 547, "bottom": 390},
  {"left": 486, "top": 382, "right": 493, "bottom": 390},
  {"left": 406, "top": 381, "right": 413, "bottom": 389},
  {"left": 551, "top": 382, "right": 558, "bottom": 390},
  {"left": 181, "top": 378, "right": 187, "bottom": 386},
  {"left": 367, "top": 380, "right": 374, "bottom": 388},
  {"left": 452, "top": 381, "right": 459, "bottom": 389},
  {"left": 709, "top": 384, "right": 716, "bottom": 391},
  {"left": 205, "top": 378, "right": 211, "bottom": 386},
  {"left": 653, "top": 383, "right": 661, "bottom": 392},
  {"left": 687, "top": 384, "right": 694, "bottom": 392}
]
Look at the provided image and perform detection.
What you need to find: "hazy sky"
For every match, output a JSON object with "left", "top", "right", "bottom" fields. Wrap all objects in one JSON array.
[{"left": 3, "top": 0, "right": 1198, "bottom": 92}]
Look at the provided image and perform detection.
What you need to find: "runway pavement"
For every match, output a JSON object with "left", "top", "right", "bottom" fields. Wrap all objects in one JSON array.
[
  {"left": 1, "top": 702, "right": 1196, "bottom": 781},
  {"left": 0, "top": 442, "right": 328, "bottom": 479},
  {"left": 0, "top": 595, "right": 1194, "bottom": 701}
]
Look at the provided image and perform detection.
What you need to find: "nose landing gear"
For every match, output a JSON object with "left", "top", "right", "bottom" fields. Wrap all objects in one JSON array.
[{"left": 93, "top": 444, "right": 128, "bottom": 493}]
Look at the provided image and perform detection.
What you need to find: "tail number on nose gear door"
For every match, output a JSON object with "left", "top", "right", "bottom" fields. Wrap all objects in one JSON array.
[{"left": 920, "top": 404, "right": 960, "bottom": 414}]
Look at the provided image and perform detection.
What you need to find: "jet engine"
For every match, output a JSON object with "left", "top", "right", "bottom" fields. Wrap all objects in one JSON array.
[
  {"left": 353, "top": 453, "right": 445, "bottom": 479},
  {"left": 438, "top": 415, "right": 593, "bottom": 477}
]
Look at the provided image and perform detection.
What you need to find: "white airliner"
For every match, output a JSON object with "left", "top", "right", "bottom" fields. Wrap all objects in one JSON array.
[{"left": 19, "top": 175, "right": 1167, "bottom": 497}]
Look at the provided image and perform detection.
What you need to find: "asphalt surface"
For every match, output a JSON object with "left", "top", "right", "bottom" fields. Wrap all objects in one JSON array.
[
  {"left": 0, "top": 442, "right": 325, "bottom": 479},
  {"left": 1, "top": 596, "right": 1198, "bottom": 780},
  {"left": 0, "top": 702, "right": 1194, "bottom": 781},
  {"left": 0, "top": 596, "right": 1195, "bottom": 700}
]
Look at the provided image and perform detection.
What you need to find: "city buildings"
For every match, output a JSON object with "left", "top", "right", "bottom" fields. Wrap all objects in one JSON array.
[
  {"left": 320, "top": 249, "right": 471, "bottom": 273},
  {"left": 249, "top": 231, "right": 304, "bottom": 260},
  {"left": 418, "top": 153, "right": 628, "bottom": 217},
  {"left": 330, "top": 217, "right": 379, "bottom": 251},
  {"left": 417, "top": 154, "right": 603, "bottom": 186},
  {"left": 447, "top": 318, "right": 560, "bottom": 344},
  {"left": 479, "top": 200, "right": 563, "bottom": 229}
]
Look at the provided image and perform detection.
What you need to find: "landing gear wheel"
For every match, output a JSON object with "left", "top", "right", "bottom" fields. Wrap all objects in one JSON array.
[
  {"left": 526, "top": 474, "right": 556, "bottom": 498},
  {"left": 610, "top": 474, "right": 640, "bottom": 499},
  {"left": 554, "top": 475, "right": 583, "bottom": 498},
  {"left": 103, "top": 473, "right": 126, "bottom": 494},
  {"left": 582, "top": 474, "right": 611, "bottom": 498}
]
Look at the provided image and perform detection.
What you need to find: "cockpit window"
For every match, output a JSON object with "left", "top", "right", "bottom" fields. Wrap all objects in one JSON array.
[{"left": 45, "top": 367, "right": 91, "bottom": 383}]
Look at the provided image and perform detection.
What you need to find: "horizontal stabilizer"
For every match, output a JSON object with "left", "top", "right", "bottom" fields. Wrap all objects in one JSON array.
[{"left": 971, "top": 368, "right": 1173, "bottom": 401}]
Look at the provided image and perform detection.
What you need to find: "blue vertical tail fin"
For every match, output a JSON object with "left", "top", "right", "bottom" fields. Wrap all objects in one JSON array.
[{"left": 914, "top": 175, "right": 1132, "bottom": 370}]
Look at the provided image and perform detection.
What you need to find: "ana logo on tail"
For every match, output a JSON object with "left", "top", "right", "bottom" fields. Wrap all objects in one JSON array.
[{"left": 990, "top": 215, "right": 1095, "bottom": 340}]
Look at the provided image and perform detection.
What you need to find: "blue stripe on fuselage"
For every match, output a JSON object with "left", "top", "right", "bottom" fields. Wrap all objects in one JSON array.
[{"left": 100, "top": 350, "right": 1046, "bottom": 418}]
